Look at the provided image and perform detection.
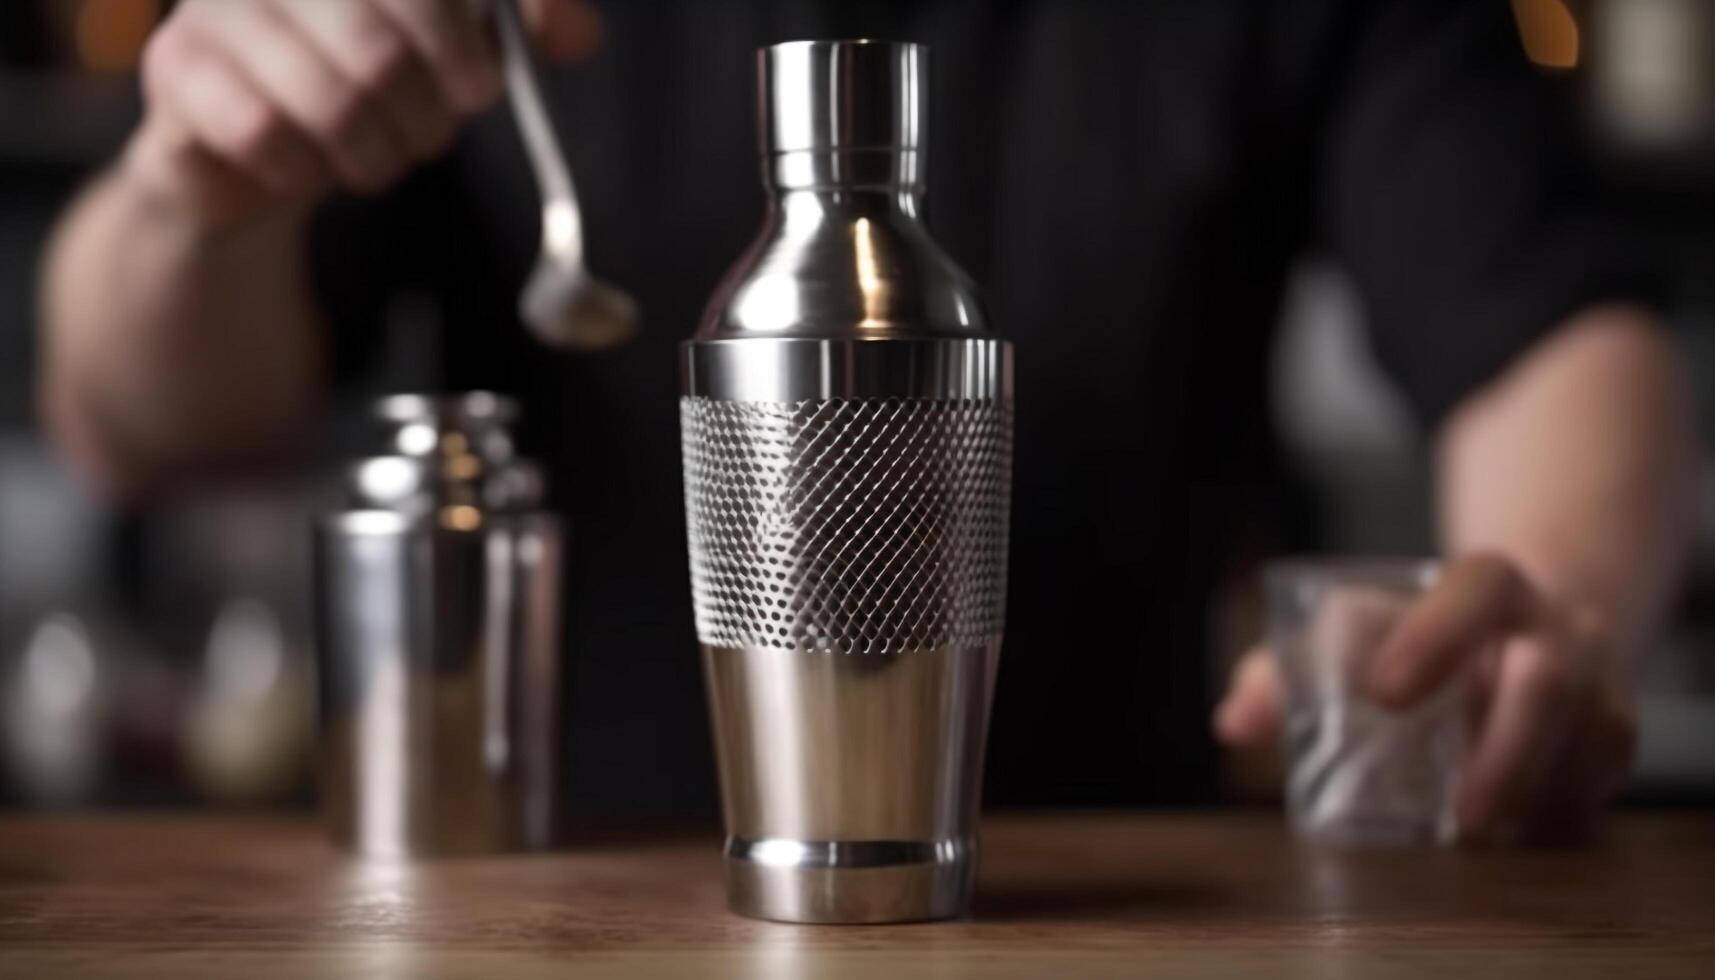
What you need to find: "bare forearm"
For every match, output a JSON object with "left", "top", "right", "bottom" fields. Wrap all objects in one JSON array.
[
  {"left": 1220, "top": 305, "right": 1691, "bottom": 837},
  {"left": 34, "top": 0, "right": 598, "bottom": 498},
  {"left": 1436, "top": 305, "right": 1698, "bottom": 666},
  {"left": 39, "top": 164, "right": 325, "bottom": 496}
]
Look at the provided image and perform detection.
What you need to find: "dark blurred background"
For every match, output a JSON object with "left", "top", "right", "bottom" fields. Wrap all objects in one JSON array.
[{"left": 1, "top": 0, "right": 1712, "bottom": 810}]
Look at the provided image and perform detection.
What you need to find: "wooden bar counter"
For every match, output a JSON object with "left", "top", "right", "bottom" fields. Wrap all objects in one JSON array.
[{"left": 2, "top": 810, "right": 1712, "bottom": 978}]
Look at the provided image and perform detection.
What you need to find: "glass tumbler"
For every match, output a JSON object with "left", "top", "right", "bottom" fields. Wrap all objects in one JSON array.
[{"left": 1265, "top": 559, "right": 1464, "bottom": 846}]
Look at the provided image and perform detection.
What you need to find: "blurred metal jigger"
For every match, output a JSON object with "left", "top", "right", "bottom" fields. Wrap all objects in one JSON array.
[
  {"left": 682, "top": 41, "right": 1014, "bottom": 923},
  {"left": 314, "top": 393, "right": 563, "bottom": 857}
]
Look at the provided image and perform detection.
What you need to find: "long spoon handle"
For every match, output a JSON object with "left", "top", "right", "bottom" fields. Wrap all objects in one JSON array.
[{"left": 492, "top": 0, "right": 578, "bottom": 210}]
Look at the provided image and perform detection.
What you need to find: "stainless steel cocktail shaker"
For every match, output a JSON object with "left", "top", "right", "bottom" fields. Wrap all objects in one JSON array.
[
  {"left": 682, "top": 40, "right": 1014, "bottom": 923},
  {"left": 315, "top": 393, "right": 562, "bottom": 857}
]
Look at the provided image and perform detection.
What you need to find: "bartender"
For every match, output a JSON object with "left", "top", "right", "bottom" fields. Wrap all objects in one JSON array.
[{"left": 37, "top": 0, "right": 1694, "bottom": 841}]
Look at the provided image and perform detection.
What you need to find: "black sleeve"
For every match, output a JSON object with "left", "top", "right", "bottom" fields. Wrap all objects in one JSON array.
[
  {"left": 308, "top": 159, "right": 460, "bottom": 394},
  {"left": 1314, "top": 0, "right": 1664, "bottom": 426},
  {"left": 310, "top": 193, "right": 399, "bottom": 389}
]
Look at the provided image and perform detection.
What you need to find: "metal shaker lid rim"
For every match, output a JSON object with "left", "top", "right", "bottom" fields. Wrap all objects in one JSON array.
[
  {"left": 375, "top": 391, "right": 520, "bottom": 426},
  {"left": 683, "top": 336, "right": 1012, "bottom": 402},
  {"left": 320, "top": 510, "right": 414, "bottom": 536},
  {"left": 766, "top": 38, "right": 915, "bottom": 51},
  {"left": 319, "top": 508, "right": 562, "bottom": 535},
  {"left": 340, "top": 455, "right": 548, "bottom": 512}
]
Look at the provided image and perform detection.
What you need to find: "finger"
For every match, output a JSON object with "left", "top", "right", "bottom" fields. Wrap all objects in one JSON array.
[
  {"left": 183, "top": 2, "right": 354, "bottom": 193},
  {"left": 372, "top": 0, "right": 503, "bottom": 111},
  {"left": 1520, "top": 676, "right": 1636, "bottom": 840},
  {"left": 380, "top": 50, "right": 461, "bottom": 161},
  {"left": 297, "top": 0, "right": 459, "bottom": 163},
  {"left": 124, "top": 112, "right": 272, "bottom": 225},
  {"left": 1455, "top": 634, "right": 1580, "bottom": 841},
  {"left": 143, "top": 22, "right": 325, "bottom": 196},
  {"left": 523, "top": 0, "right": 605, "bottom": 63},
  {"left": 1214, "top": 647, "right": 1283, "bottom": 747},
  {"left": 266, "top": 0, "right": 420, "bottom": 190},
  {"left": 1368, "top": 554, "right": 1542, "bottom": 710}
]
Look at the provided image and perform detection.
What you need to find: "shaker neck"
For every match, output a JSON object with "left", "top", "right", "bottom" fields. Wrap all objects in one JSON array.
[
  {"left": 764, "top": 148, "right": 924, "bottom": 196},
  {"left": 758, "top": 40, "right": 925, "bottom": 195}
]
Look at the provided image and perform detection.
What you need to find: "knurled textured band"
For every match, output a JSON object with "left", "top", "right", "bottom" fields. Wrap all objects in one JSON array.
[{"left": 681, "top": 397, "right": 1011, "bottom": 654}]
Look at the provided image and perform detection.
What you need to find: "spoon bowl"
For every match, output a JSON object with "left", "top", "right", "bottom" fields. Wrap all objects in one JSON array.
[{"left": 521, "top": 258, "right": 639, "bottom": 351}]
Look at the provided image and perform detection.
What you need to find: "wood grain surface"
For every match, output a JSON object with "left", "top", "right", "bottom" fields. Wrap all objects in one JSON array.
[{"left": 1, "top": 810, "right": 1712, "bottom": 978}]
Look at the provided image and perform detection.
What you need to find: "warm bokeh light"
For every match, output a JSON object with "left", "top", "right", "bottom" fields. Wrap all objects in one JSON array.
[
  {"left": 74, "top": 0, "right": 160, "bottom": 73},
  {"left": 1512, "top": 0, "right": 1581, "bottom": 70},
  {"left": 439, "top": 505, "right": 484, "bottom": 532},
  {"left": 854, "top": 217, "right": 884, "bottom": 328}
]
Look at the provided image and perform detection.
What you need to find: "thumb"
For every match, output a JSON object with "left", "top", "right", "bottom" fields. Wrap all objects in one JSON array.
[
  {"left": 522, "top": 0, "right": 604, "bottom": 62},
  {"left": 1214, "top": 647, "right": 1284, "bottom": 747}
]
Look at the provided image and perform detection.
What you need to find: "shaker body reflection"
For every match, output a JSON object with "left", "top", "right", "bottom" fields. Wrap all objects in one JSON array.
[
  {"left": 682, "top": 41, "right": 1013, "bottom": 922},
  {"left": 315, "top": 394, "right": 562, "bottom": 857}
]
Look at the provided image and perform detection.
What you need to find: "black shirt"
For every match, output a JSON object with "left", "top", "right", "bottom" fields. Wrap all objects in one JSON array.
[{"left": 313, "top": 0, "right": 1652, "bottom": 816}]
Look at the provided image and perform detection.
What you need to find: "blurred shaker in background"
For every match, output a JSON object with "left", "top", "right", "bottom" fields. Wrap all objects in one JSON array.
[
  {"left": 314, "top": 394, "right": 562, "bottom": 856},
  {"left": 682, "top": 41, "right": 1014, "bottom": 922}
]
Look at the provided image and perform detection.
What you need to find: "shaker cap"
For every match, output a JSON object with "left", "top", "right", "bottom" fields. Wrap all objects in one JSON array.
[{"left": 760, "top": 40, "right": 925, "bottom": 154}]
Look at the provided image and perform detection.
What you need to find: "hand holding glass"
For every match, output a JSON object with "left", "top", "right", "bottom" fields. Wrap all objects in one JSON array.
[{"left": 1266, "top": 560, "right": 1465, "bottom": 846}]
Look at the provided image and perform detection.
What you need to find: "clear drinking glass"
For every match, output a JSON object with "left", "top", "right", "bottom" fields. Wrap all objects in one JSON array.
[{"left": 1265, "top": 559, "right": 1463, "bottom": 846}]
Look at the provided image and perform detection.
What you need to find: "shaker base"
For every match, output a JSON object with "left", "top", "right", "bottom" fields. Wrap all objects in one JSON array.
[{"left": 723, "top": 836, "right": 975, "bottom": 923}]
